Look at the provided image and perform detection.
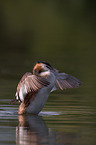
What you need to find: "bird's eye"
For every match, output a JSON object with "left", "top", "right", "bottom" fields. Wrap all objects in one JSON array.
[
  {"left": 46, "top": 65, "right": 52, "bottom": 70},
  {"left": 46, "top": 65, "right": 50, "bottom": 69}
]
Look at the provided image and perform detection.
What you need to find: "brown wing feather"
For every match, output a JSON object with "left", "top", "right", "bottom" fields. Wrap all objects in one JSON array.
[
  {"left": 57, "top": 74, "right": 82, "bottom": 89},
  {"left": 16, "top": 72, "right": 50, "bottom": 102},
  {"left": 17, "top": 72, "right": 32, "bottom": 93},
  {"left": 51, "top": 72, "right": 82, "bottom": 92}
]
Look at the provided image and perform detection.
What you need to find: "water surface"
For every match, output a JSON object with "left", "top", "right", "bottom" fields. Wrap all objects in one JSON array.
[{"left": 0, "top": 1, "right": 96, "bottom": 145}]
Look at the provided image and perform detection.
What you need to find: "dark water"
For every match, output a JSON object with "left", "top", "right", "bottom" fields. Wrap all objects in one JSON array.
[
  {"left": 0, "top": 1, "right": 96, "bottom": 145},
  {"left": 0, "top": 52, "right": 96, "bottom": 145}
]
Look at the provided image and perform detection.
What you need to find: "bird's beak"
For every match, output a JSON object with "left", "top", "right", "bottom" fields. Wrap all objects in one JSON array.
[{"left": 52, "top": 67, "right": 59, "bottom": 72}]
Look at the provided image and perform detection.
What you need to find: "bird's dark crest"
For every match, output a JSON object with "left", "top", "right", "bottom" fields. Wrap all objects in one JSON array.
[{"left": 37, "top": 61, "right": 52, "bottom": 68}]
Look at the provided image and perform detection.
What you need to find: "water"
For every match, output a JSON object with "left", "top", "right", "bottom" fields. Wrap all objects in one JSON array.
[
  {"left": 0, "top": 77, "right": 96, "bottom": 145},
  {"left": 0, "top": 1, "right": 96, "bottom": 145},
  {"left": 0, "top": 96, "right": 96, "bottom": 145}
]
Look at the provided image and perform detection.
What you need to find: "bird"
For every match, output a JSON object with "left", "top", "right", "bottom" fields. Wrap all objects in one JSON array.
[{"left": 11, "top": 61, "right": 82, "bottom": 114}]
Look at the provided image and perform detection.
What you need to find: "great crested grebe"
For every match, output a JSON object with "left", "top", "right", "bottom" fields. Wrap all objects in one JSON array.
[{"left": 11, "top": 61, "right": 82, "bottom": 114}]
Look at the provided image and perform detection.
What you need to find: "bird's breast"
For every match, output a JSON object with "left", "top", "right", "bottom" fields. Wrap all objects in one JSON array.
[
  {"left": 26, "top": 75, "right": 56, "bottom": 114},
  {"left": 26, "top": 87, "right": 50, "bottom": 114}
]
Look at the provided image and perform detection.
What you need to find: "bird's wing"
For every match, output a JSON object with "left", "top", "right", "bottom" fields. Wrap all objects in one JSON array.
[
  {"left": 16, "top": 72, "right": 50, "bottom": 101},
  {"left": 51, "top": 72, "right": 82, "bottom": 92}
]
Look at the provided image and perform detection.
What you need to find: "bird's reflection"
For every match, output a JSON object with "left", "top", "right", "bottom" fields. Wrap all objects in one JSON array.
[
  {"left": 16, "top": 115, "right": 51, "bottom": 145},
  {"left": 16, "top": 114, "right": 78, "bottom": 145}
]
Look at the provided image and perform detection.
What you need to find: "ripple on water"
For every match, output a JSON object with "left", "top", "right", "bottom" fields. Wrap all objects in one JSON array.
[
  {"left": 0, "top": 99, "right": 18, "bottom": 119},
  {"left": 39, "top": 111, "right": 62, "bottom": 116},
  {"left": 0, "top": 99, "right": 62, "bottom": 118}
]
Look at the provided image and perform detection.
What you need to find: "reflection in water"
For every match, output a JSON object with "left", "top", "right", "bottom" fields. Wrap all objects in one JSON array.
[
  {"left": 16, "top": 115, "right": 53, "bottom": 145},
  {"left": 16, "top": 114, "right": 79, "bottom": 145}
]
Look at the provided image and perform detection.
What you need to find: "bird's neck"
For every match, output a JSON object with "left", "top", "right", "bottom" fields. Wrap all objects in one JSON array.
[{"left": 39, "top": 70, "right": 51, "bottom": 78}]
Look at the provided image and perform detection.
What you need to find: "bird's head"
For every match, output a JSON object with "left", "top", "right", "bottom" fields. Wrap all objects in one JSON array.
[{"left": 33, "top": 61, "right": 54, "bottom": 75}]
